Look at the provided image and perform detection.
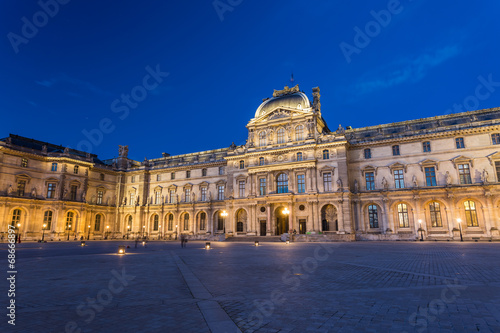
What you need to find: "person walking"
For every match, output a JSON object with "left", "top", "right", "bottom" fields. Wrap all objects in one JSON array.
[{"left": 180, "top": 234, "right": 185, "bottom": 248}]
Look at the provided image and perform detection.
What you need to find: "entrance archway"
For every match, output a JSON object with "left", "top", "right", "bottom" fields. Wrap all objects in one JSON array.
[
  {"left": 321, "top": 204, "right": 338, "bottom": 232},
  {"left": 275, "top": 206, "right": 289, "bottom": 235}
]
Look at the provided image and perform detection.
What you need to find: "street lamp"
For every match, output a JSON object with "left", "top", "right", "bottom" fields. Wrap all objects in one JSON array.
[
  {"left": 221, "top": 210, "right": 228, "bottom": 233},
  {"left": 457, "top": 218, "right": 463, "bottom": 242},
  {"left": 142, "top": 225, "right": 146, "bottom": 238},
  {"left": 282, "top": 207, "right": 290, "bottom": 238},
  {"left": 126, "top": 225, "right": 130, "bottom": 239},
  {"left": 158, "top": 225, "right": 162, "bottom": 240},
  {"left": 418, "top": 219, "right": 423, "bottom": 241},
  {"left": 87, "top": 224, "right": 91, "bottom": 240},
  {"left": 106, "top": 225, "right": 109, "bottom": 239},
  {"left": 67, "top": 224, "right": 71, "bottom": 241},
  {"left": 42, "top": 223, "right": 47, "bottom": 242},
  {"left": 175, "top": 224, "right": 178, "bottom": 240},
  {"left": 16, "top": 223, "right": 21, "bottom": 243}
]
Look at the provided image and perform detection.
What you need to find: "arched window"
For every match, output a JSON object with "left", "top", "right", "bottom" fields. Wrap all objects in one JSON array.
[
  {"left": 296, "top": 152, "right": 303, "bottom": 161},
  {"left": 276, "top": 173, "right": 288, "bottom": 194},
  {"left": 323, "top": 150, "right": 329, "bottom": 160},
  {"left": 167, "top": 214, "right": 173, "bottom": 231},
  {"left": 397, "top": 204, "right": 409, "bottom": 228},
  {"left": 259, "top": 131, "right": 266, "bottom": 146},
  {"left": 277, "top": 128, "right": 285, "bottom": 144},
  {"left": 368, "top": 205, "right": 378, "bottom": 228},
  {"left": 239, "top": 160, "right": 245, "bottom": 169},
  {"left": 429, "top": 202, "right": 442, "bottom": 227},
  {"left": 95, "top": 214, "right": 101, "bottom": 231},
  {"left": 66, "top": 212, "right": 74, "bottom": 229},
  {"left": 217, "top": 212, "right": 224, "bottom": 231},
  {"left": 295, "top": 125, "right": 304, "bottom": 141},
  {"left": 259, "top": 157, "right": 265, "bottom": 166},
  {"left": 43, "top": 211, "right": 53, "bottom": 230},
  {"left": 153, "top": 215, "right": 159, "bottom": 231},
  {"left": 183, "top": 214, "right": 189, "bottom": 231},
  {"left": 11, "top": 209, "right": 21, "bottom": 227},
  {"left": 464, "top": 200, "right": 478, "bottom": 227},
  {"left": 237, "top": 221, "right": 243, "bottom": 232},
  {"left": 127, "top": 216, "right": 133, "bottom": 231},
  {"left": 200, "top": 212, "right": 206, "bottom": 230}
]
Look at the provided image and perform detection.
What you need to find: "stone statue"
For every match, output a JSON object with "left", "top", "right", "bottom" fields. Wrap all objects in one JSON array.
[
  {"left": 412, "top": 175, "right": 418, "bottom": 188},
  {"left": 118, "top": 145, "right": 129, "bottom": 158},
  {"left": 31, "top": 187, "right": 37, "bottom": 198},
  {"left": 445, "top": 171, "right": 452, "bottom": 186},
  {"left": 136, "top": 195, "right": 140, "bottom": 205},
  {"left": 7, "top": 184, "right": 13, "bottom": 195},
  {"left": 482, "top": 169, "right": 489, "bottom": 183},
  {"left": 353, "top": 180, "right": 359, "bottom": 193},
  {"left": 381, "top": 177, "right": 389, "bottom": 190},
  {"left": 42, "top": 145, "right": 47, "bottom": 154},
  {"left": 208, "top": 191, "right": 212, "bottom": 201},
  {"left": 63, "top": 187, "right": 68, "bottom": 199},
  {"left": 123, "top": 197, "right": 127, "bottom": 206},
  {"left": 64, "top": 147, "right": 69, "bottom": 154},
  {"left": 81, "top": 190, "right": 86, "bottom": 202},
  {"left": 337, "top": 178, "right": 343, "bottom": 191},
  {"left": 312, "top": 87, "right": 321, "bottom": 112},
  {"left": 191, "top": 192, "right": 196, "bottom": 202},
  {"left": 336, "top": 124, "right": 345, "bottom": 134}
]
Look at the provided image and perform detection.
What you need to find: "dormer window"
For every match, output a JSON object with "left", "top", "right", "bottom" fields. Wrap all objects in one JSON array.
[
  {"left": 239, "top": 160, "right": 245, "bottom": 169},
  {"left": 259, "top": 157, "right": 265, "bottom": 166}
]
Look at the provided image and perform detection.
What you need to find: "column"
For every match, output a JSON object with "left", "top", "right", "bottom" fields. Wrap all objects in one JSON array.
[{"left": 266, "top": 203, "right": 271, "bottom": 235}]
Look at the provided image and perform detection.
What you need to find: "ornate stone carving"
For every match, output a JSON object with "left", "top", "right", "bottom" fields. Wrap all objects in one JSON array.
[
  {"left": 382, "top": 177, "right": 389, "bottom": 190},
  {"left": 312, "top": 87, "right": 321, "bottom": 112},
  {"left": 273, "top": 84, "right": 300, "bottom": 97},
  {"left": 445, "top": 171, "right": 452, "bottom": 186},
  {"left": 118, "top": 145, "right": 129, "bottom": 158},
  {"left": 268, "top": 110, "right": 291, "bottom": 120},
  {"left": 481, "top": 169, "right": 490, "bottom": 184}
]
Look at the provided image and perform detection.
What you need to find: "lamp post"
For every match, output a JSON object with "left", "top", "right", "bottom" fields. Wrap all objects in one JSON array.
[
  {"left": 282, "top": 207, "right": 290, "bottom": 239},
  {"left": 126, "top": 225, "right": 130, "bottom": 239},
  {"left": 42, "top": 223, "right": 46, "bottom": 242},
  {"left": 457, "top": 218, "right": 463, "bottom": 242},
  {"left": 87, "top": 224, "right": 91, "bottom": 240},
  {"left": 175, "top": 224, "right": 178, "bottom": 240},
  {"left": 158, "top": 225, "right": 162, "bottom": 240},
  {"left": 221, "top": 210, "right": 228, "bottom": 233},
  {"left": 142, "top": 225, "right": 146, "bottom": 238},
  {"left": 105, "top": 225, "right": 109, "bottom": 239},
  {"left": 418, "top": 219, "right": 423, "bottom": 241},
  {"left": 66, "top": 224, "right": 71, "bottom": 241},
  {"left": 16, "top": 223, "right": 21, "bottom": 243}
]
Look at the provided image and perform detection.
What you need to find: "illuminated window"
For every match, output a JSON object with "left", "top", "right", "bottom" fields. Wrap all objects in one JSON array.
[
  {"left": 21, "top": 158, "right": 28, "bottom": 167},
  {"left": 277, "top": 128, "right": 285, "bottom": 144},
  {"left": 17, "top": 180, "right": 26, "bottom": 196},
  {"left": 11, "top": 209, "right": 21, "bottom": 227},
  {"left": 295, "top": 125, "right": 304, "bottom": 141},
  {"left": 217, "top": 185, "right": 224, "bottom": 200},
  {"left": 155, "top": 191, "right": 161, "bottom": 205},
  {"left": 153, "top": 215, "right": 159, "bottom": 231},
  {"left": 397, "top": 203, "right": 409, "bottom": 228},
  {"left": 276, "top": 173, "right": 288, "bottom": 193},
  {"left": 458, "top": 164, "right": 471, "bottom": 184},
  {"left": 199, "top": 212, "right": 206, "bottom": 230},
  {"left": 464, "top": 200, "right": 478, "bottom": 227},
  {"left": 47, "top": 183, "right": 56, "bottom": 198},
  {"left": 97, "top": 190, "right": 103, "bottom": 204},
  {"left": 259, "top": 131, "right": 266, "bottom": 146},
  {"left": 183, "top": 214, "right": 189, "bottom": 231},
  {"left": 429, "top": 202, "right": 442, "bottom": 227},
  {"left": 185, "top": 188, "right": 191, "bottom": 202},
  {"left": 323, "top": 173, "right": 332, "bottom": 192},
  {"left": 297, "top": 174, "right": 305, "bottom": 193},
  {"left": 394, "top": 169, "right": 405, "bottom": 189},
  {"left": 95, "top": 214, "right": 101, "bottom": 231},
  {"left": 201, "top": 187, "right": 207, "bottom": 201},
  {"left": 43, "top": 211, "right": 53, "bottom": 230}
]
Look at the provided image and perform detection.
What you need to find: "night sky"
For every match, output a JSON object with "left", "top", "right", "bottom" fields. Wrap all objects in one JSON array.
[{"left": 2, "top": 0, "right": 500, "bottom": 161}]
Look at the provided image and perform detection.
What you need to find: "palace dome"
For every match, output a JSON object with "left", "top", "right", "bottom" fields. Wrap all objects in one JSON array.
[{"left": 255, "top": 90, "right": 311, "bottom": 118}]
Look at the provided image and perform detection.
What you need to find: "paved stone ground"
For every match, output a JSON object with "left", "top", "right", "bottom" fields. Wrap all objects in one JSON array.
[{"left": 1, "top": 240, "right": 500, "bottom": 332}]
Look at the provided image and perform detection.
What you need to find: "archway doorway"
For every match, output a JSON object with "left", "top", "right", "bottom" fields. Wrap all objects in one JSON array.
[
  {"left": 321, "top": 204, "right": 338, "bottom": 232},
  {"left": 275, "top": 206, "right": 289, "bottom": 235}
]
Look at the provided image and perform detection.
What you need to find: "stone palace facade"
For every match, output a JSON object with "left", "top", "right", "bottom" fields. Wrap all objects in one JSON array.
[{"left": 1, "top": 85, "right": 500, "bottom": 241}]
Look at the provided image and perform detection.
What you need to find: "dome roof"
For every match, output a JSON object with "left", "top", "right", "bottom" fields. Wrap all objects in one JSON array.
[{"left": 255, "top": 91, "right": 311, "bottom": 118}]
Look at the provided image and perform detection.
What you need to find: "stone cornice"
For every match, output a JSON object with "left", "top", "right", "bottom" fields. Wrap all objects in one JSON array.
[
  {"left": 248, "top": 161, "right": 316, "bottom": 174},
  {"left": 227, "top": 141, "right": 347, "bottom": 160}
]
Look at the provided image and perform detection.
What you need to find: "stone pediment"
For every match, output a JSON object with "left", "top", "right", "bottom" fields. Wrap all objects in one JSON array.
[
  {"left": 451, "top": 155, "right": 473, "bottom": 167},
  {"left": 487, "top": 151, "right": 500, "bottom": 165},
  {"left": 418, "top": 159, "right": 439, "bottom": 171},
  {"left": 388, "top": 162, "right": 407, "bottom": 173}
]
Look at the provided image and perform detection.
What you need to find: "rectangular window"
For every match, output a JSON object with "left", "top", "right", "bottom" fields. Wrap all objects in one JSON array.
[
  {"left": 394, "top": 169, "right": 405, "bottom": 189},
  {"left": 392, "top": 145, "right": 400, "bottom": 156},
  {"left": 323, "top": 172, "right": 332, "bottom": 192},
  {"left": 299, "top": 219, "right": 306, "bottom": 234},
  {"left": 171, "top": 172, "right": 175, "bottom": 180},
  {"left": 493, "top": 133, "right": 500, "bottom": 145},
  {"left": 157, "top": 174, "right": 161, "bottom": 181},
  {"left": 130, "top": 192, "right": 135, "bottom": 205},
  {"left": 458, "top": 164, "right": 472, "bottom": 184},
  {"left": 186, "top": 170, "right": 191, "bottom": 178},
  {"left": 51, "top": 163, "right": 57, "bottom": 172},
  {"left": 219, "top": 167, "right": 224, "bottom": 175},
  {"left": 47, "top": 183, "right": 56, "bottom": 198},
  {"left": 259, "top": 178, "right": 266, "bottom": 196},
  {"left": 202, "top": 169, "right": 207, "bottom": 176},
  {"left": 423, "top": 141, "right": 431, "bottom": 152},
  {"left": 97, "top": 190, "right": 103, "bottom": 204},
  {"left": 185, "top": 188, "right": 191, "bottom": 202},
  {"left": 169, "top": 189, "right": 175, "bottom": 203},
  {"left": 456, "top": 137, "right": 465, "bottom": 149},
  {"left": 365, "top": 172, "right": 375, "bottom": 190},
  {"left": 17, "top": 180, "right": 26, "bottom": 196},
  {"left": 239, "top": 181, "right": 245, "bottom": 198},
  {"left": 496, "top": 161, "right": 500, "bottom": 182},
  {"left": 368, "top": 205, "right": 379, "bottom": 228},
  {"left": 70, "top": 185, "right": 77, "bottom": 201},
  {"left": 217, "top": 185, "right": 224, "bottom": 200},
  {"left": 131, "top": 176, "right": 135, "bottom": 183},
  {"left": 297, "top": 174, "right": 305, "bottom": 193},
  {"left": 21, "top": 158, "right": 28, "bottom": 167},
  {"left": 201, "top": 187, "right": 207, "bottom": 201},
  {"left": 425, "top": 167, "right": 437, "bottom": 186},
  {"left": 155, "top": 191, "right": 161, "bottom": 205},
  {"left": 364, "top": 149, "right": 371, "bottom": 159},
  {"left": 74, "top": 165, "right": 79, "bottom": 174}
]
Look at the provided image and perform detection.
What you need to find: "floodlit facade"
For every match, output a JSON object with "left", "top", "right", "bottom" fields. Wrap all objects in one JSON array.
[{"left": 1, "top": 85, "right": 500, "bottom": 241}]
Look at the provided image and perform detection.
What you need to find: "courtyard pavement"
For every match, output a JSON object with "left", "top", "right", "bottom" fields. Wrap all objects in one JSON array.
[{"left": 1, "top": 240, "right": 500, "bottom": 332}]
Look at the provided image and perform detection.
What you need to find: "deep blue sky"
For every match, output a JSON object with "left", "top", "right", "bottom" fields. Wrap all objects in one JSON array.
[{"left": 2, "top": 0, "right": 500, "bottom": 160}]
